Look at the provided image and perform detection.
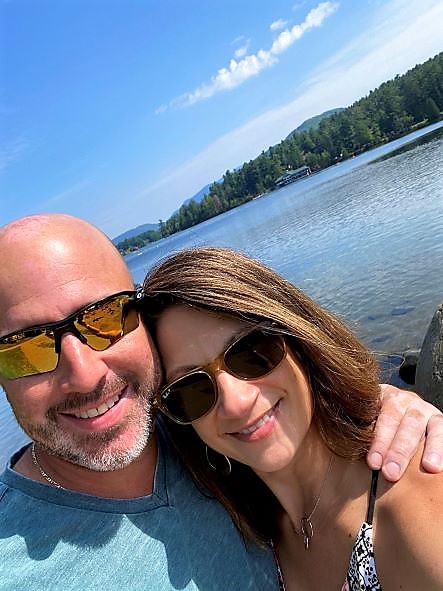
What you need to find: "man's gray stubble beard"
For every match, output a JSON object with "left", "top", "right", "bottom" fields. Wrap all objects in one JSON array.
[{"left": 16, "top": 369, "right": 161, "bottom": 472}]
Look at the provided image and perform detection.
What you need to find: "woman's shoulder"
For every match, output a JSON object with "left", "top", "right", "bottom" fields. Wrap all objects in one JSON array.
[
  {"left": 373, "top": 443, "right": 443, "bottom": 590},
  {"left": 376, "top": 441, "right": 443, "bottom": 509}
]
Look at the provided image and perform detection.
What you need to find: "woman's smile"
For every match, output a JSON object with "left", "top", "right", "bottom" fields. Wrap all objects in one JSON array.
[{"left": 227, "top": 400, "right": 281, "bottom": 441}]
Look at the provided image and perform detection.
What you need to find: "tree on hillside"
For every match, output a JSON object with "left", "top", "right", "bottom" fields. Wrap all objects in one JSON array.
[{"left": 425, "top": 97, "right": 441, "bottom": 122}]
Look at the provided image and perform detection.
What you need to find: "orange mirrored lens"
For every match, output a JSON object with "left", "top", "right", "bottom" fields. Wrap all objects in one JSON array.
[
  {"left": 74, "top": 295, "right": 131, "bottom": 350},
  {"left": 0, "top": 332, "right": 58, "bottom": 380}
]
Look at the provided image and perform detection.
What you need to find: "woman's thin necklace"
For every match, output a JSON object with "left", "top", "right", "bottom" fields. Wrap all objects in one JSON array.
[
  {"left": 31, "top": 443, "right": 65, "bottom": 489},
  {"left": 292, "top": 455, "right": 334, "bottom": 550}
]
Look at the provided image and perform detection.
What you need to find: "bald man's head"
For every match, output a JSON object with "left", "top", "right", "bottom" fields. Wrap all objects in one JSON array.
[
  {"left": 0, "top": 213, "right": 132, "bottom": 293},
  {"left": 0, "top": 214, "right": 134, "bottom": 334}
]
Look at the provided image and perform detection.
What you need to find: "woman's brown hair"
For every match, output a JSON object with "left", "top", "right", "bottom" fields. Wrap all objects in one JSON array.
[{"left": 143, "top": 246, "right": 380, "bottom": 544}]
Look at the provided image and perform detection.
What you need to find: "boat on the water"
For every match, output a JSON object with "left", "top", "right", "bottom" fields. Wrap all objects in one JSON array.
[{"left": 274, "top": 165, "right": 311, "bottom": 188}]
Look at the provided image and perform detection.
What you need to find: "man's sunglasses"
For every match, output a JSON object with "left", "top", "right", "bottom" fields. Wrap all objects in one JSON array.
[
  {"left": 156, "top": 327, "right": 287, "bottom": 424},
  {"left": 0, "top": 291, "right": 141, "bottom": 380}
]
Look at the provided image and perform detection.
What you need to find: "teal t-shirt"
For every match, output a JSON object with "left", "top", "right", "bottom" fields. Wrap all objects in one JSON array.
[{"left": 0, "top": 434, "right": 278, "bottom": 590}]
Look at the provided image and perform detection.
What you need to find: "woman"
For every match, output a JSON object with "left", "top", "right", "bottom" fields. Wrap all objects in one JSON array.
[{"left": 143, "top": 247, "right": 443, "bottom": 590}]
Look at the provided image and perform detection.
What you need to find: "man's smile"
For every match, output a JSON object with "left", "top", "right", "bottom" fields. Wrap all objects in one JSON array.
[{"left": 69, "top": 393, "right": 122, "bottom": 419}]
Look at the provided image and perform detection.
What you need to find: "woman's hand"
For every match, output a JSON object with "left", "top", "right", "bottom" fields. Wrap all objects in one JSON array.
[{"left": 367, "top": 384, "right": 443, "bottom": 481}]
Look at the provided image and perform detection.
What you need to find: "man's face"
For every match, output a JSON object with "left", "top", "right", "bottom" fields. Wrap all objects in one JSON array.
[{"left": 0, "top": 231, "right": 161, "bottom": 471}]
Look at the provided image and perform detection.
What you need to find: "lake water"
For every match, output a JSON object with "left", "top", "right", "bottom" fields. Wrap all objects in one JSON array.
[{"left": 1, "top": 121, "right": 442, "bottom": 469}]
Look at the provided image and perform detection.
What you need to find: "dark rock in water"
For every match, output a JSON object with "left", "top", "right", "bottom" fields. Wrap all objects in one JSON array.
[
  {"left": 415, "top": 302, "right": 443, "bottom": 410},
  {"left": 378, "top": 354, "right": 411, "bottom": 388},
  {"left": 390, "top": 306, "right": 415, "bottom": 316},
  {"left": 370, "top": 335, "right": 390, "bottom": 344},
  {"left": 367, "top": 314, "right": 385, "bottom": 322},
  {"left": 398, "top": 350, "right": 420, "bottom": 385}
]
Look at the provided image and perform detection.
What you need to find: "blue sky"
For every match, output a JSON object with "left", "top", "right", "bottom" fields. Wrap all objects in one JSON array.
[{"left": 1, "top": 0, "right": 442, "bottom": 239}]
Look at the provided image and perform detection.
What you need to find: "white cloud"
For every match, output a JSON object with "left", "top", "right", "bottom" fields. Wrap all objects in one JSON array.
[
  {"left": 154, "top": 104, "right": 167, "bottom": 115},
  {"left": 292, "top": 2, "right": 307, "bottom": 11},
  {"left": 231, "top": 35, "right": 247, "bottom": 45},
  {"left": 270, "top": 19, "right": 288, "bottom": 32},
  {"left": 234, "top": 42, "right": 250, "bottom": 59},
  {"left": 159, "top": 2, "right": 339, "bottom": 111}
]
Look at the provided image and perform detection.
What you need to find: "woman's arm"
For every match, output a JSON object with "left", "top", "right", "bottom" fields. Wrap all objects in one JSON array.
[
  {"left": 375, "top": 454, "right": 443, "bottom": 590},
  {"left": 368, "top": 384, "right": 443, "bottom": 481}
]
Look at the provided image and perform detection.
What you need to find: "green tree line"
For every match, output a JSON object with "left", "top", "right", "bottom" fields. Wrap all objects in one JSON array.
[{"left": 117, "top": 53, "right": 442, "bottom": 254}]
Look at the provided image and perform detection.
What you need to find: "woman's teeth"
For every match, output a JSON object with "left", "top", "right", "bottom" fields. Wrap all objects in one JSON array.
[
  {"left": 74, "top": 394, "right": 120, "bottom": 419},
  {"left": 237, "top": 407, "right": 274, "bottom": 435}
]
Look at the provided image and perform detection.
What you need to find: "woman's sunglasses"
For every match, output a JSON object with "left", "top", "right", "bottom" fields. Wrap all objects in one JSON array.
[
  {"left": 156, "top": 327, "right": 287, "bottom": 424},
  {"left": 0, "top": 291, "right": 141, "bottom": 380}
]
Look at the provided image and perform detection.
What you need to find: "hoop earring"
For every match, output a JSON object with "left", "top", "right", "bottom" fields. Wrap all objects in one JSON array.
[{"left": 205, "top": 445, "right": 232, "bottom": 475}]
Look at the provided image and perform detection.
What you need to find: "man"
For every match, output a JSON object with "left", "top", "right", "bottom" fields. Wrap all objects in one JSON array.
[{"left": 0, "top": 214, "right": 441, "bottom": 590}]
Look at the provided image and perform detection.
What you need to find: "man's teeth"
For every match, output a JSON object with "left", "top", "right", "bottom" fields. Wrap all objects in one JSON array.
[
  {"left": 74, "top": 394, "right": 120, "bottom": 419},
  {"left": 237, "top": 408, "right": 273, "bottom": 435}
]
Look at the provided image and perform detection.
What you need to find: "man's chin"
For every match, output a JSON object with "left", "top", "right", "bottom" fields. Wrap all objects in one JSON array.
[
  {"left": 33, "top": 419, "right": 156, "bottom": 472},
  {"left": 68, "top": 437, "right": 152, "bottom": 472}
]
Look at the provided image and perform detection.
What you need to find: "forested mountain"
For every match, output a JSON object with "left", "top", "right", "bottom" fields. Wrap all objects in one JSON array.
[
  {"left": 117, "top": 53, "right": 442, "bottom": 254},
  {"left": 285, "top": 107, "right": 345, "bottom": 138},
  {"left": 112, "top": 222, "right": 159, "bottom": 244}
]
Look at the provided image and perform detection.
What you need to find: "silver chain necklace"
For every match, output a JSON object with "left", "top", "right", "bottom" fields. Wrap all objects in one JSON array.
[
  {"left": 31, "top": 443, "right": 65, "bottom": 489},
  {"left": 292, "top": 455, "right": 334, "bottom": 550}
]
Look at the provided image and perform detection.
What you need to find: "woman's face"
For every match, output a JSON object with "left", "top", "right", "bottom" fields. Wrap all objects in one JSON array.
[{"left": 156, "top": 305, "right": 314, "bottom": 475}]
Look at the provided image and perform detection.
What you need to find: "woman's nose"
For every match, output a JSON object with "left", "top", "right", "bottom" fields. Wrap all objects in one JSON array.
[{"left": 214, "top": 371, "right": 260, "bottom": 418}]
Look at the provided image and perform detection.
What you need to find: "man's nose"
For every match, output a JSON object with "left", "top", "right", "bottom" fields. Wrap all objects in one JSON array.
[
  {"left": 214, "top": 371, "right": 259, "bottom": 418},
  {"left": 55, "top": 332, "right": 108, "bottom": 393}
]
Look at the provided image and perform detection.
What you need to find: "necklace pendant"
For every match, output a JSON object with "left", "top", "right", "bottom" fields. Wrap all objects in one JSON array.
[
  {"left": 291, "top": 456, "right": 334, "bottom": 551},
  {"left": 300, "top": 517, "right": 314, "bottom": 551}
]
